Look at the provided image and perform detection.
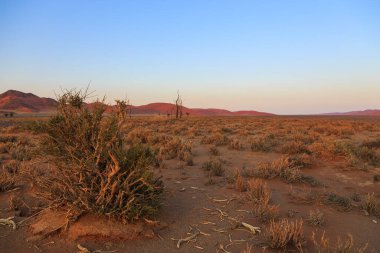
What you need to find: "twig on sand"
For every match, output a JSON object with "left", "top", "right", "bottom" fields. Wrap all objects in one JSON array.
[
  {"left": 77, "top": 244, "right": 118, "bottom": 253},
  {"left": 0, "top": 217, "right": 17, "bottom": 230},
  {"left": 200, "top": 221, "right": 216, "bottom": 225},
  {"left": 175, "top": 231, "right": 200, "bottom": 248},
  {"left": 217, "top": 243, "right": 232, "bottom": 253},
  {"left": 228, "top": 217, "right": 261, "bottom": 234},
  {"left": 173, "top": 228, "right": 210, "bottom": 248}
]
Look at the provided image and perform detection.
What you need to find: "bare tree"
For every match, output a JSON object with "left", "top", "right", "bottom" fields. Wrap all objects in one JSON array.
[
  {"left": 115, "top": 98, "right": 130, "bottom": 122},
  {"left": 175, "top": 90, "right": 183, "bottom": 119}
]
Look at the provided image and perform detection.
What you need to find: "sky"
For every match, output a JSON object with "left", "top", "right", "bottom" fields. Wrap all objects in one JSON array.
[{"left": 0, "top": 0, "right": 379, "bottom": 114}]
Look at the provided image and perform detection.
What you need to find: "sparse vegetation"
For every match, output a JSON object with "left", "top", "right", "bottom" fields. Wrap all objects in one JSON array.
[{"left": 1, "top": 113, "right": 379, "bottom": 252}]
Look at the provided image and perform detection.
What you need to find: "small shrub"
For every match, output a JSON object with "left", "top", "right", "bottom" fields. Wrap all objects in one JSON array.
[
  {"left": 229, "top": 138, "right": 244, "bottom": 150},
  {"left": 247, "top": 178, "right": 279, "bottom": 222},
  {"left": 246, "top": 178, "right": 271, "bottom": 203},
  {"left": 0, "top": 170, "right": 16, "bottom": 192},
  {"left": 266, "top": 218, "right": 304, "bottom": 250},
  {"left": 362, "top": 193, "right": 378, "bottom": 216},
  {"left": 9, "top": 143, "right": 32, "bottom": 161},
  {"left": 3, "top": 160, "right": 20, "bottom": 174},
  {"left": 351, "top": 193, "right": 361, "bottom": 202},
  {"left": 307, "top": 209, "right": 325, "bottom": 227},
  {"left": 324, "top": 193, "right": 352, "bottom": 211},
  {"left": 250, "top": 134, "right": 278, "bottom": 152},
  {"left": 280, "top": 140, "right": 309, "bottom": 154},
  {"left": 0, "top": 136, "right": 17, "bottom": 143},
  {"left": 288, "top": 187, "right": 318, "bottom": 204},
  {"left": 202, "top": 158, "right": 224, "bottom": 176},
  {"left": 201, "top": 132, "right": 229, "bottom": 146},
  {"left": 0, "top": 142, "right": 11, "bottom": 154},
  {"left": 289, "top": 154, "right": 313, "bottom": 168},
  {"left": 209, "top": 145, "right": 220, "bottom": 156},
  {"left": 312, "top": 232, "right": 367, "bottom": 253},
  {"left": 300, "top": 175, "right": 323, "bottom": 187},
  {"left": 235, "top": 171, "right": 248, "bottom": 192},
  {"left": 255, "top": 198, "right": 279, "bottom": 223}
]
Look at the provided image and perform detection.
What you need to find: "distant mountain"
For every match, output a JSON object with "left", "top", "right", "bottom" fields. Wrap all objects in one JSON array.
[
  {"left": 0, "top": 90, "right": 274, "bottom": 116},
  {"left": 129, "top": 103, "right": 274, "bottom": 116},
  {"left": 0, "top": 90, "right": 57, "bottom": 112},
  {"left": 322, "top": 109, "right": 380, "bottom": 116}
]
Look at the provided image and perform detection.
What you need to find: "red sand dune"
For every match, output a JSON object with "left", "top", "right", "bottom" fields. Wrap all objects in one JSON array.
[{"left": 0, "top": 90, "right": 57, "bottom": 112}]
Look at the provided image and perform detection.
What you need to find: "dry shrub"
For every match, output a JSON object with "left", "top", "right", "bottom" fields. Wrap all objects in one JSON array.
[
  {"left": 9, "top": 142, "right": 33, "bottom": 161},
  {"left": 247, "top": 178, "right": 279, "bottom": 222},
  {"left": 255, "top": 199, "right": 279, "bottom": 223},
  {"left": 289, "top": 153, "right": 313, "bottom": 168},
  {"left": 255, "top": 156, "right": 321, "bottom": 185},
  {"left": 0, "top": 142, "right": 11, "bottom": 154},
  {"left": 307, "top": 209, "right": 325, "bottom": 227},
  {"left": 255, "top": 156, "right": 301, "bottom": 182},
  {"left": 324, "top": 193, "right": 352, "bottom": 212},
  {"left": 0, "top": 135, "right": 17, "bottom": 143},
  {"left": 246, "top": 178, "right": 271, "bottom": 203},
  {"left": 201, "top": 132, "right": 229, "bottom": 146},
  {"left": 158, "top": 137, "right": 192, "bottom": 161},
  {"left": 0, "top": 170, "right": 16, "bottom": 192},
  {"left": 202, "top": 158, "right": 224, "bottom": 176},
  {"left": 36, "top": 89, "right": 163, "bottom": 223},
  {"left": 288, "top": 187, "right": 319, "bottom": 204},
  {"left": 266, "top": 218, "right": 304, "bottom": 250},
  {"left": 280, "top": 140, "right": 309, "bottom": 154},
  {"left": 126, "top": 128, "right": 151, "bottom": 144},
  {"left": 312, "top": 232, "right": 367, "bottom": 253},
  {"left": 334, "top": 140, "right": 380, "bottom": 168},
  {"left": 3, "top": 160, "right": 20, "bottom": 174},
  {"left": 209, "top": 145, "right": 220, "bottom": 156},
  {"left": 235, "top": 171, "right": 248, "bottom": 192},
  {"left": 229, "top": 138, "right": 244, "bottom": 150},
  {"left": 362, "top": 192, "right": 379, "bottom": 216},
  {"left": 250, "top": 133, "right": 278, "bottom": 152}
]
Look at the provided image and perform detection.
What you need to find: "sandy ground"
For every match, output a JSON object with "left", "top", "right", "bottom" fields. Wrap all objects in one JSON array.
[{"left": 0, "top": 116, "right": 379, "bottom": 253}]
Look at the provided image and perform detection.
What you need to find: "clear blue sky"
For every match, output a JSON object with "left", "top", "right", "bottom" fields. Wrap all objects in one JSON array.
[{"left": 0, "top": 0, "right": 379, "bottom": 114}]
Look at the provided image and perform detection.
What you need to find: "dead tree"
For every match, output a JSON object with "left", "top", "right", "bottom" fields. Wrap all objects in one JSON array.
[
  {"left": 175, "top": 91, "right": 183, "bottom": 119},
  {"left": 115, "top": 99, "right": 129, "bottom": 122}
]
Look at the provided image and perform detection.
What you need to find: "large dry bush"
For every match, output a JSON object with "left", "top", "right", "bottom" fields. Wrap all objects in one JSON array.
[{"left": 37, "top": 90, "right": 163, "bottom": 222}]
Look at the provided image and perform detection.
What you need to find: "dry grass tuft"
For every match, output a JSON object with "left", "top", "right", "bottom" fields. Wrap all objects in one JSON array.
[
  {"left": 0, "top": 170, "right": 16, "bottom": 192},
  {"left": 235, "top": 171, "right": 248, "bottom": 192},
  {"left": 202, "top": 158, "right": 224, "bottom": 176},
  {"left": 362, "top": 192, "right": 379, "bottom": 216},
  {"left": 246, "top": 178, "right": 279, "bottom": 222},
  {"left": 312, "top": 232, "right": 367, "bottom": 253},
  {"left": 209, "top": 145, "right": 220, "bottom": 156},
  {"left": 307, "top": 209, "right": 325, "bottom": 227},
  {"left": 266, "top": 218, "right": 304, "bottom": 250}
]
